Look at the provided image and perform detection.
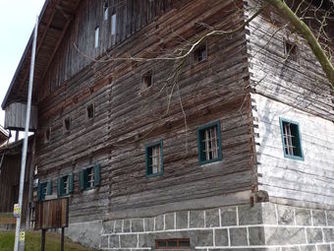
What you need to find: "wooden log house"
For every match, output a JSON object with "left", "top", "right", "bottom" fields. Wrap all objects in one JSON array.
[{"left": 2, "top": 0, "right": 334, "bottom": 249}]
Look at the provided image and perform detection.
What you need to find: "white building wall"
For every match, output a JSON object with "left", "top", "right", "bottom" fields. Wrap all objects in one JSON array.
[{"left": 252, "top": 93, "right": 334, "bottom": 205}]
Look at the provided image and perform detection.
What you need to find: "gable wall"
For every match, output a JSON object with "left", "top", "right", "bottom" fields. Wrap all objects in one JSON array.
[{"left": 246, "top": 0, "right": 334, "bottom": 206}]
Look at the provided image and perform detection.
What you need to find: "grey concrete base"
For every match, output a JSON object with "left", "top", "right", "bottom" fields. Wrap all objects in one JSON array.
[
  {"left": 66, "top": 220, "right": 102, "bottom": 249},
  {"left": 100, "top": 203, "right": 334, "bottom": 250}
]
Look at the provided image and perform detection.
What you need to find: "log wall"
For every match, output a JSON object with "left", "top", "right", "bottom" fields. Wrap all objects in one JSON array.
[{"left": 35, "top": 0, "right": 256, "bottom": 222}]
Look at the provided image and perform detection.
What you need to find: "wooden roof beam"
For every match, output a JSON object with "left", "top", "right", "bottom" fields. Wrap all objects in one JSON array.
[{"left": 40, "top": 17, "right": 73, "bottom": 85}]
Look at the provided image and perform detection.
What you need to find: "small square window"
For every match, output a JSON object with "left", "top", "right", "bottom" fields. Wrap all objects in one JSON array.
[
  {"left": 64, "top": 117, "right": 71, "bottom": 131},
  {"left": 198, "top": 121, "right": 222, "bottom": 165},
  {"left": 79, "top": 164, "right": 101, "bottom": 191},
  {"left": 194, "top": 43, "right": 207, "bottom": 63},
  {"left": 143, "top": 71, "right": 153, "bottom": 88},
  {"left": 156, "top": 239, "right": 190, "bottom": 249},
  {"left": 95, "top": 26, "right": 100, "bottom": 48},
  {"left": 280, "top": 118, "right": 303, "bottom": 160},
  {"left": 87, "top": 104, "right": 94, "bottom": 119},
  {"left": 57, "top": 174, "right": 73, "bottom": 197},
  {"left": 103, "top": 1, "right": 109, "bottom": 20},
  {"left": 146, "top": 141, "right": 163, "bottom": 177},
  {"left": 284, "top": 39, "right": 298, "bottom": 61}
]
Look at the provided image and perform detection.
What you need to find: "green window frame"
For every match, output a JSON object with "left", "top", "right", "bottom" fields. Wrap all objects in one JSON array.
[
  {"left": 279, "top": 118, "right": 304, "bottom": 160},
  {"left": 37, "top": 181, "right": 52, "bottom": 201},
  {"left": 197, "top": 121, "right": 222, "bottom": 165},
  {"left": 57, "top": 174, "right": 74, "bottom": 197},
  {"left": 145, "top": 140, "right": 163, "bottom": 177},
  {"left": 79, "top": 164, "right": 101, "bottom": 191}
]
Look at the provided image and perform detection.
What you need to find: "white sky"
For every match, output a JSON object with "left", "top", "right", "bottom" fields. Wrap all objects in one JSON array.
[{"left": 0, "top": 0, "right": 45, "bottom": 127}]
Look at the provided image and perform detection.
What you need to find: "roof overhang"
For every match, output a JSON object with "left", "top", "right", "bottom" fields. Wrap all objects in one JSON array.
[{"left": 1, "top": 0, "right": 80, "bottom": 109}]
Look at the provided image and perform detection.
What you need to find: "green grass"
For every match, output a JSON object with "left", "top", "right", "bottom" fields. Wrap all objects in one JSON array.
[{"left": 0, "top": 231, "right": 96, "bottom": 251}]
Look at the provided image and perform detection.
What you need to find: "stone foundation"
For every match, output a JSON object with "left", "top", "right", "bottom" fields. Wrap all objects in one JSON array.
[
  {"left": 66, "top": 220, "right": 103, "bottom": 249},
  {"left": 100, "top": 202, "right": 334, "bottom": 250}
]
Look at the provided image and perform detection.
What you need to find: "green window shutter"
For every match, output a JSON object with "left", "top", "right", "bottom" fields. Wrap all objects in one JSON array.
[
  {"left": 37, "top": 182, "right": 42, "bottom": 201},
  {"left": 57, "top": 178, "right": 62, "bottom": 197},
  {"left": 47, "top": 181, "right": 52, "bottom": 195},
  {"left": 69, "top": 173, "right": 74, "bottom": 194},
  {"left": 94, "top": 164, "right": 101, "bottom": 187},
  {"left": 79, "top": 170, "right": 85, "bottom": 191}
]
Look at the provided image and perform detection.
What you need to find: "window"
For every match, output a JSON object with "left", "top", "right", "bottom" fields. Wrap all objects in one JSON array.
[
  {"left": 194, "top": 43, "right": 207, "bottom": 63},
  {"left": 64, "top": 117, "right": 71, "bottom": 131},
  {"left": 198, "top": 121, "right": 222, "bottom": 165},
  {"left": 95, "top": 26, "right": 100, "bottom": 48},
  {"left": 87, "top": 104, "right": 94, "bottom": 119},
  {"left": 156, "top": 239, "right": 190, "bottom": 249},
  {"left": 146, "top": 140, "right": 163, "bottom": 177},
  {"left": 111, "top": 13, "right": 117, "bottom": 44},
  {"left": 103, "top": 0, "right": 109, "bottom": 20},
  {"left": 44, "top": 127, "right": 51, "bottom": 143},
  {"left": 37, "top": 181, "right": 52, "bottom": 201},
  {"left": 57, "top": 174, "right": 74, "bottom": 197},
  {"left": 143, "top": 71, "right": 153, "bottom": 88},
  {"left": 284, "top": 39, "right": 298, "bottom": 61},
  {"left": 79, "top": 164, "right": 101, "bottom": 191},
  {"left": 280, "top": 118, "right": 303, "bottom": 160}
]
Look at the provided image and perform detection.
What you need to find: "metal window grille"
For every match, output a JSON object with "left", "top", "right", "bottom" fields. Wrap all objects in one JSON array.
[
  {"left": 150, "top": 145, "right": 161, "bottom": 174},
  {"left": 202, "top": 126, "right": 219, "bottom": 161},
  {"left": 42, "top": 184, "right": 47, "bottom": 199},
  {"left": 283, "top": 122, "right": 295, "bottom": 156},
  {"left": 88, "top": 168, "right": 95, "bottom": 188},
  {"left": 63, "top": 176, "right": 69, "bottom": 195}
]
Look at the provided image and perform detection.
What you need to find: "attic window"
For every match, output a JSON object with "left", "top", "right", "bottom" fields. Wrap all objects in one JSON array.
[
  {"left": 104, "top": 1, "right": 109, "bottom": 20},
  {"left": 143, "top": 71, "right": 153, "bottom": 88},
  {"left": 111, "top": 13, "right": 117, "bottom": 45},
  {"left": 95, "top": 26, "right": 100, "bottom": 48},
  {"left": 87, "top": 104, "right": 94, "bottom": 119},
  {"left": 194, "top": 43, "right": 207, "bottom": 63},
  {"left": 64, "top": 117, "right": 71, "bottom": 131},
  {"left": 284, "top": 39, "right": 298, "bottom": 61},
  {"left": 45, "top": 127, "right": 51, "bottom": 143}
]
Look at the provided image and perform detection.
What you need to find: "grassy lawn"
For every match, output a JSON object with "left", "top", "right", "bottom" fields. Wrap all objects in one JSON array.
[{"left": 0, "top": 231, "right": 96, "bottom": 251}]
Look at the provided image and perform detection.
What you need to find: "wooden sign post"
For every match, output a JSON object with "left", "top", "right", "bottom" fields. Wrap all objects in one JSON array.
[{"left": 35, "top": 198, "right": 69, "bottom": 251}]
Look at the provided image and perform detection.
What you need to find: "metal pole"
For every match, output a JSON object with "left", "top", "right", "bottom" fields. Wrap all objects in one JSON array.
[
  {"left": 61, "top": 227, "right": 65, "bottom": 251},
  {"left": 14, "top": 16, "right": 39, "bottom": 251}
]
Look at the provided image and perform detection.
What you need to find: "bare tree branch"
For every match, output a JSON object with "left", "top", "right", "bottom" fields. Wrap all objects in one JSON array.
[{"left": 267, "top": 0, "right": 334, "bottom": 87}]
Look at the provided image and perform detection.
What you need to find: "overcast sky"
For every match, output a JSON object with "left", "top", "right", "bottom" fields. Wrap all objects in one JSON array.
[{"left": 0, "top": 0, "right": 45, "bottom": 127}]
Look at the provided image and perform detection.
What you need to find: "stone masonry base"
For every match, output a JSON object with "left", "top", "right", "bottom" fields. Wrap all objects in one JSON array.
[{"left": 100, "top": 202, "right": 334, "bottom": 250}]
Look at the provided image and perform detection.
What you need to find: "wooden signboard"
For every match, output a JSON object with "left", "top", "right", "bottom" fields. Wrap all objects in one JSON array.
[{"left": 35, "top": 198, "right": 69, "bottom": 230}]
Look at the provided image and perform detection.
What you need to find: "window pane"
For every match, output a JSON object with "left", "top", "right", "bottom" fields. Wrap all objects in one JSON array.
[
  {"left": 281, "top": 120, "right": 302, "bottom": 158},
  {"left": 199, "top": 124, "right": 220, "bottom": 162},
  {"left": 95, "top": 27, "right": 99, "bottom": 48},
  {"left": 146, "top": 142, "right": 162, "bottom": 176}
]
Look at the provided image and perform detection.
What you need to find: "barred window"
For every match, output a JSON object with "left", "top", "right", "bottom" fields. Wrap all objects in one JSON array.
[
  {"left": 198, "top": 121, "right": 222, "bottom": 164},
  {"left": 146, "top": 141, "right": 163, "bottom": 176},
  {"left": 57, "top": 174, "right": 73, "bottom": 197},
  {"left": 280, "top": 119, "right": 303, "bottom": 160},
  {"left": 79, "top": 164, "right": 101, "bottom": 191}
]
